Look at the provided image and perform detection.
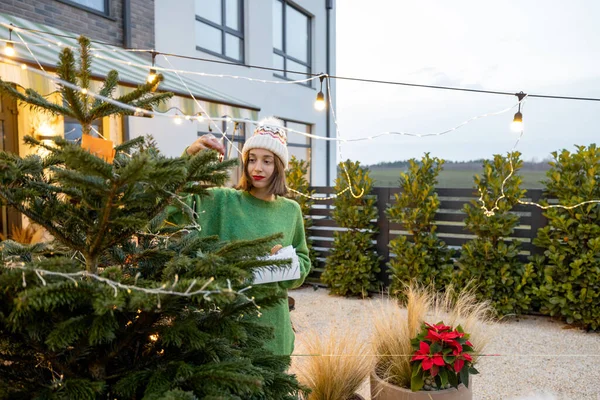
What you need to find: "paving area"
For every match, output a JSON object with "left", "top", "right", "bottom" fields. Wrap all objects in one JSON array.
[{"left": 289, "top": 286, "right": 600, "bottom": 400}]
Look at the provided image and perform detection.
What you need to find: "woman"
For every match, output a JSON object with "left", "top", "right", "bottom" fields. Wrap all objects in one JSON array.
[{"left": 176, "top": 117, "right": 310, "bottom": 356}]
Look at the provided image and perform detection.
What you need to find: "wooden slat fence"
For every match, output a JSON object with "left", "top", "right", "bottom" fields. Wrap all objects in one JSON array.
[{"left": 306, "top": 187, "right": 548, "bottom": 286}]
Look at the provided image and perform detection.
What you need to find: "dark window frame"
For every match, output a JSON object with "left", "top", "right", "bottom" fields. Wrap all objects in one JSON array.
[
  {"left": 55, "top": 0, "right": 114, "bottom": 19},
  {"left": 281, "top": 118, "right": 312, "bottom": 182},
  {"left": 273, "top": 0, "right": 312, "bottom": 87},
  {"left": 195, "top": 0, "right": 245, "bottom": 63}
]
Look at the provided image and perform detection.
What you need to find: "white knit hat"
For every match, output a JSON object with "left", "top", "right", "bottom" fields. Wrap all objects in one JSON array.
[{"left": 242, "top": 117, "right": 288, "bottom": 168}]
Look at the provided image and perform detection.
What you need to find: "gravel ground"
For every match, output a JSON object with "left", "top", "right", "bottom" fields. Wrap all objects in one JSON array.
[{"left": 289, "top": 286, "right": 600, "bottom": 400}]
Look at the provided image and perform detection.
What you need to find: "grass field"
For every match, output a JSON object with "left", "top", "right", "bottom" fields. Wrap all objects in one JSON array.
[{"left": 369, "top": 169, "right": 548, "bottom": 189}]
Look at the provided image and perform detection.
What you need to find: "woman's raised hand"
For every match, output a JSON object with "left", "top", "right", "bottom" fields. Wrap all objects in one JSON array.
[{"left": 186, "top": 134, "right": 225, "bottom": 156}]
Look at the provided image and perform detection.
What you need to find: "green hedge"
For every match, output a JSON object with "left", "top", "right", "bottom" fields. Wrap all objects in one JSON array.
[
  {"left": 454, "top": 152, "right": 537, "bottom": 316},
  {"left": 386, "top": 154, "right": 454, "bottom": 295},
  {"left": 321, "top": 160, "right": 381, "bottom": 296},
  {"left": 530, "top": 145, "right": 600, "bottom": 330}
]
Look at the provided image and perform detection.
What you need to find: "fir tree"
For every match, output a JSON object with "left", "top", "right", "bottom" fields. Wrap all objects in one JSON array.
[{"left": 0, "top": 37, "right": 304, "bottom": 399}]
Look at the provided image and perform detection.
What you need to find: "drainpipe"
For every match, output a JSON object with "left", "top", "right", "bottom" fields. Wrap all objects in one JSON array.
[
  {"left": 122, "top": 0, "right": 132, "bottom": 140},
  {"left": 325, "top": 0, "right": 333, "bottom": 185},
  {"left": 123, "top": 0, "right": 132, "bottom": 48}
]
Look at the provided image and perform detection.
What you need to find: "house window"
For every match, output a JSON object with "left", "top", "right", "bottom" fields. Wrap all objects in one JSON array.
[
  {"left": 57, "top": 0, "right": 109, "bottom": 15},
  {"left": 64, "top": 117, "right": 103, "bottom": 143},
  {"left": 283, "top": 120, "right": 312, "bottom": 182},
  {"left": 273, "top": 0, "right": 312, "bottom": 84},
  {"left": 195, "top": 0, "right": 244, "bottom": 62}
]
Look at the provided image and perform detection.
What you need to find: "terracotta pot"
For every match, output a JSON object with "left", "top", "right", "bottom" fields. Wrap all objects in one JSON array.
[{"left": 370, "top": 371, "right": 472, "bottom": 400}]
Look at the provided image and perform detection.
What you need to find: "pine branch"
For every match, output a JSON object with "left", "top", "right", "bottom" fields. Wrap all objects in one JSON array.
[
  {"left": 91, "top": 70, "right": 119, "bottom": 109},
  {"left": 87, "top": 181, "right": 119, "bottom": 271},
  {"left": 0, "top": 80, "right": 74, "bottom": 116},
  {"left": 0, "top": 188, "right": 81, "bottom": 252},
  {"left": 77, "top": 36, "right": 92, "bottom": 94},
  {"left": 56, "top": 47, "right": 86, "bottom": 122},
  {"left": 90, "top": 90, "right": 172, "bottom": 119}
]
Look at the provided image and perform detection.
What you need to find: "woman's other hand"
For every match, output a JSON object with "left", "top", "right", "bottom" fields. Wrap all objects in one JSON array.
[{"left": 270, "top": 244, "right": 283, "bottom": 255}]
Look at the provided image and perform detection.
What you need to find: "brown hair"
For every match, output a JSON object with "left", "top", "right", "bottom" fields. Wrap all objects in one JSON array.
[{"left": 237, "top": 151, "right": 288, "bottom": 196}]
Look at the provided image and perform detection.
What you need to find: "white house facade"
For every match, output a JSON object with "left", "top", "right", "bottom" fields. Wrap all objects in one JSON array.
[{"left": 143, "top": 0, "right": 337, "bottom": 186}]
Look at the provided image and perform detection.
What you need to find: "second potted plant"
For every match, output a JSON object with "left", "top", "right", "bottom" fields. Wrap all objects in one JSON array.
[{"left": 371, "top": 285, "right": 495, "bottom": 400}]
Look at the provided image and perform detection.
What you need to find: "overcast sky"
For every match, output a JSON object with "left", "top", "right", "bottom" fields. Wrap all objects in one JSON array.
[{"left": 335, "top": 0, "right": 600, "bottom": 165}]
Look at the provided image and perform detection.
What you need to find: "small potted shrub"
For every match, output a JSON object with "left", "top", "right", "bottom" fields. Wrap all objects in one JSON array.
[{"left": 371, "top": 286, "right": 494, "bottom": 400}]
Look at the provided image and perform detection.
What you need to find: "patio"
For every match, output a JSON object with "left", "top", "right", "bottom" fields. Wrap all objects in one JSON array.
[{"left": 290, "top": 285, "right": 600, "bottom": 400}]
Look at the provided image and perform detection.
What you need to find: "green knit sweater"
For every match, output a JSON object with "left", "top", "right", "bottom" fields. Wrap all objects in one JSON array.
[{"left": 172, "top": 187, "right": 310, "bottom": 355}]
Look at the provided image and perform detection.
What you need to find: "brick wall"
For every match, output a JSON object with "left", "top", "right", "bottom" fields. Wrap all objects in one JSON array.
[{"left": 0, "top": 0, "right": 154, "bottom": 50}]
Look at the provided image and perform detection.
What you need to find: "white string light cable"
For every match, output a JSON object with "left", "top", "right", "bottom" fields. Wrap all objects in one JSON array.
[
  {"left": 160, "top": 54, "right": 236, "bottom": 158},
  {"left": 0, "top": 50, "right": 533, "bottom": 205},
  {"left": 0, "top": 23, "right": 319, "bottom": 85},
  {"left": 13, "top": 28, "right": 47, "bottom": 73},
  {"left": 6, "top": 261, "right": 255, "bottom": 302},
  {"left": 94, "top": 51, "right": 320, "bottom": 86},
  {"left": 8, "top": 25, "right": 524, "bottom": 141},
  {"left": 7, "top": 31, "right": 600, "bottom": 210},
  {"left": 6, "top": 28, "right": 524, "bottom": 145},
  {"left": 325, "top": 74, "right": 365, "bottom": 199},
  {"left": 158, "top": 54, "right": 350, "bottom": 202},
  {"left": 3, "top": 25, "right": 320, "bottom": 87},
  {"left": 478, "top": 97, "right": 600, "bottom": 216},
  {"left": 0, "top": 38, "right": 58, "bottom": 48},
  {"left": 477, "top": 96, "right": 527, "bottom": 217}
]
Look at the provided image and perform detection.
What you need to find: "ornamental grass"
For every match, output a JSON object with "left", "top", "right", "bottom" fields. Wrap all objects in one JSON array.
[{"left": 295, "top": 327, "right": 373, "bottom": 400}]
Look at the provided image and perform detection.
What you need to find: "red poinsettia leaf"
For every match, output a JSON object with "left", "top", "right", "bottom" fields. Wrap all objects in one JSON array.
[
  {"left": 454, "top": 358, "right": 465, "bottom": 372},
  {"left": 433, "top": 355, "right": 446, "bottom": 366},
  {"left": 430, "top": 365, "right": 439, "bottom": 377},
  {"left": 419, "top": 341, "right": 430, "bottom": 354},
  {"left": 463, "top": 353, "right": 473, "bottom": 362},
  {"left": 422, "top": 358, "right": 433, "bottom": 370},
  {"left": 449, "top": 342, "right": 463, "bottom": 353},
  {"left": 465, "top": 340, "right": 473, "bottom": 347},
  {"left": 426, "top": 330, "right": 443, "bottom": 342}
]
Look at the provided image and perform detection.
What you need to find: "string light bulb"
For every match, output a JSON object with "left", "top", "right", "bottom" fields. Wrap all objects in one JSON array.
[
  {"left": 511, "top": 92, "right": 526, "bottom": 132},
  {"left": 314, "top": 75, "right": 326, "bottom": 111},
  {"left": 4, "top": 27, "right": 15, "bottom": 56},
  {"left": 196, "top": 112, "right": 204, "bottom": 122},
  {"left": 4, "top": 41, "right": 14, "bottom": 56},
  {"left": 174, "top": 115, "right": 183, "bottom": 125},
  {"left": 147, "top": 51, "right": 157, "bottom": 84}
]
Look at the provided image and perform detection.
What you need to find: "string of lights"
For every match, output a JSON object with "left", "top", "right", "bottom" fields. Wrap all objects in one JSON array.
[
  {"left": 6, "top": 261, "right": 252, "bottom": 301},
  {"left": 160, "top": 54, "right": 355, "bottom": 201},
  {"left": 4, "top": 25, "right": 600, "bottom": 210},
  {"left": 5, "top": 22, "right": 600, "bottom": 103}
]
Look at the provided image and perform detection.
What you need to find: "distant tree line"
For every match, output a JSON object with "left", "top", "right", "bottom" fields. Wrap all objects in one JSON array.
[{"left": 368, "top": 158, "right": 551, "bottom": 171}]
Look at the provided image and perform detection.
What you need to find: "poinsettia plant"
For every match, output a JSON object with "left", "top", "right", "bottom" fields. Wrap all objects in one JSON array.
[{"left": 410, "top": 322, "right": 479, "bottom": 392}]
